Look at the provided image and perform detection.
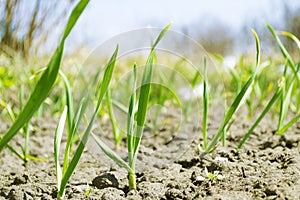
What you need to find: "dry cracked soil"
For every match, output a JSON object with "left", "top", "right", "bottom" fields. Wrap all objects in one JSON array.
[{"left": 1, "top": 107, "right": 300, "bottom": 200}]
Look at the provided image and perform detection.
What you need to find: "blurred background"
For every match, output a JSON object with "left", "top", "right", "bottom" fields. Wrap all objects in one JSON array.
[{"left": 1, "top": 0, "right": 300, "bottom": 58}]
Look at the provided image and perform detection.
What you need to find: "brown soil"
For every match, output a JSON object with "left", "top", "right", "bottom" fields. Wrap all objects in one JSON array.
[{"left": 1, "top": 107, "right": 300, "bottom": 200}]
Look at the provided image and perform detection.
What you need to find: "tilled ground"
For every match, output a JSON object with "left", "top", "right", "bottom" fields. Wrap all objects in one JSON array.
[{"left": 1, "top": 108, "right": 300, "bottom": 200}]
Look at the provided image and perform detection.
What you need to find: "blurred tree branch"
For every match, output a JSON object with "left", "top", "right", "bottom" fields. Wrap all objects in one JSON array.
[{"left": 0, "top": 0, "right": 76, "bottom": 58}]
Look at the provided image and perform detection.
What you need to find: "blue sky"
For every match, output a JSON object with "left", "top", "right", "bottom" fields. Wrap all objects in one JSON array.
[
  {"left": 4, "top": 0, "right": 297, "bottom": 53},
  {"left": 66, "top": 0, "right": 280, "bottom": 49}
]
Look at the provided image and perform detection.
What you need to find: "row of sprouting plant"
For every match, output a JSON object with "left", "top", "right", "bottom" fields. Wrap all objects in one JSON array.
[{"left": 0, "top": 0, "right": 299, "bottom": 198}]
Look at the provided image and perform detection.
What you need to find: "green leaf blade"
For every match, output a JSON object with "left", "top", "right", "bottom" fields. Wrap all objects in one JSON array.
[
  {"left": 205, "top": 29, "right": 261, "bottom": 153},
  {"left": 54, "top": 106, "right": 68, "bottom": 190},
  {"left": 92, "top": 133, "right": 133, "bottom": 173},
  {"left": 0, "top": 0, "right": 90, "bottom": 152},
  {"left": 58, "top": 45, "right": 118, "bottom": 197}
]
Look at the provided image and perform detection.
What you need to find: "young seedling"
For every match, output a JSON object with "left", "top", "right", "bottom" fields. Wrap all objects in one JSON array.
[
  {"left": 106, "top": 89, "right": 124, "bottom": 150},
  {"left": 0, "top": 87, "right": 43, "bottom": 163},
  {"left": 238, "top": 25, "right": 300, "bottom": 147},
  {"left": 54, "top": 45, "right": 118, "bottom": 199},
  {"left": 202, "top": 57, "right": 208, "bottom": 150},
  {"left": 92, "top": 24, "right": 171, "bottom": 191},
  {"left": 0, "top": 100, "right": 27, "bottom": 162},
  {"left": 200, "top": 29, "right": 262, "bottom": 154},
  {"left": 238, "top": 77, "right": 284, "bottom": 148},
  {"left": 204, "top": 167, "right": 225, "bottom": 181},
  {"left": 275, "top": 30, "right": 300, "bottom": 134},
  {"left": 0, "top": 0, "right": 90, "bottom": 152}
]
